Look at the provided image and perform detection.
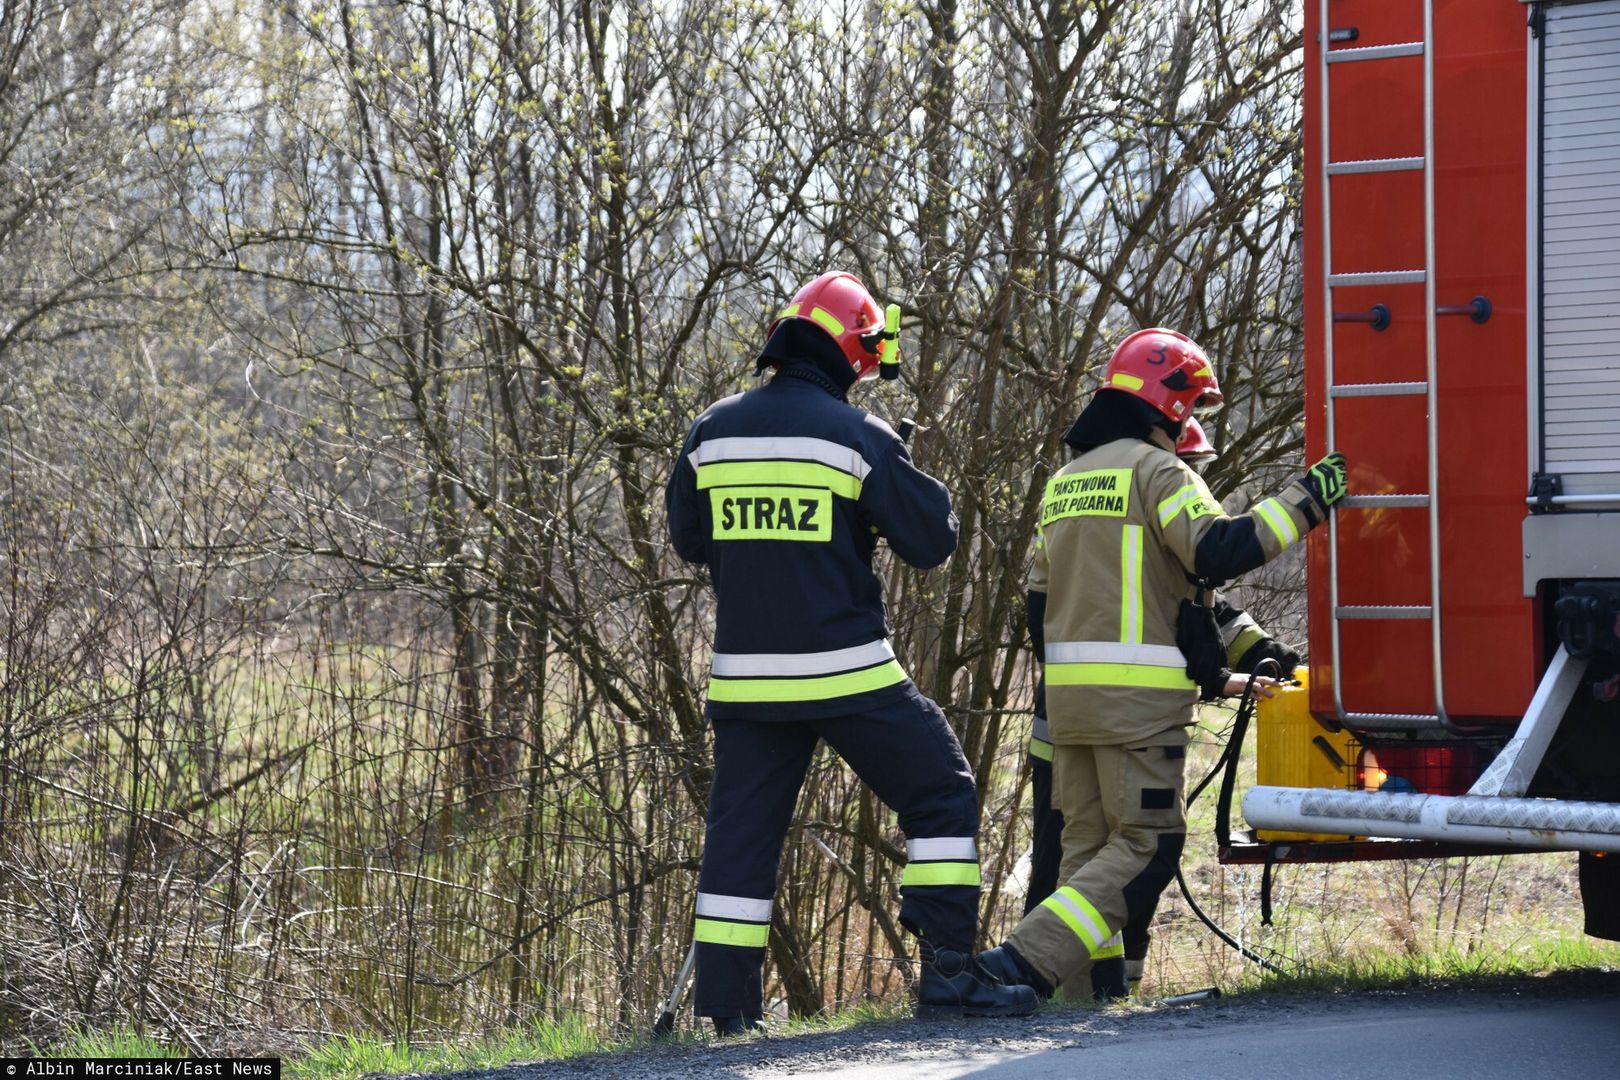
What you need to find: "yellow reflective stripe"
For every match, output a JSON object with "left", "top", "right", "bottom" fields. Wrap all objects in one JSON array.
[
  {"left": 1120, "top": 525, "right": 1143, "bottom": 644},
  {"left": 1047, "top": 662, "right": 1195, "bottom": 690},
  {"left": 693, "top": 917, "right": 769, "bottom": 948},
  {"left": 1094, "top": 933, "right": 1125, "bottom": 960},
  {"left": 695, "top": 460, "right": 861, "bottom": 499},
  {"left": 1028, "top": 734, "right": 1053, "bottom": 761},
  {"left": 808, "top": 306, "right": 845, "bottom": 336},
  {"left": 1040, "top": 886, "right": 1110, "bottom": 953},
  {"left": 1157, "top": 484, "right": 1203, "bottom": 527},
  {"left": 1111, "top": 372, "right": 1144, "bottom": 391},
  {"left": 902, "top": 862, "right": 982, "bottom": 887},
  {"left": 779, "top": 303, "right": 801, "bottom": 319},
  {"left": 1191, "top": 364, "right": 1214, "bottom": 379},
  {"left": 708, "top": 660, "right": 906, "bottom": 703},
  {"left": 1254, "top": 497, "right": 1299, "bottom": 549},
  {"left": 1227, "top": 625, "right": 1268, "bottom": 666}
]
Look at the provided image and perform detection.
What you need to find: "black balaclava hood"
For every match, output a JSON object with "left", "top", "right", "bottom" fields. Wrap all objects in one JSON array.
[
  {"left": 756, "top": 320, "right": 858, "bottom": 397},
  {"left": 1063, "top": 388, "right": 1183, "bottom": 453}
]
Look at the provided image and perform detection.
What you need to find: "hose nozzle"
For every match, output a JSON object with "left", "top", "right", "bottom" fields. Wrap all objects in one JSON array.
[{"left": 878, "top": 303, "right": 901, "bottom": 380}]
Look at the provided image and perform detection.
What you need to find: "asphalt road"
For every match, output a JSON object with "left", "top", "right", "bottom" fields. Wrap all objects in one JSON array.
[
  {"left": 464, "top": 970, "right": 1620, "bottom": 1080},
  {"left": 762, "top": 995, "right": 1620, "bottom": 1079}
]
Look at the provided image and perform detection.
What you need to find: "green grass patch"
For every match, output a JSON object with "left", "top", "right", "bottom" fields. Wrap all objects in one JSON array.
[
  {"left": 40, "top": 1028, "right": 186, "bottom": 1059},
  {"left": 286, "top": 1016, "right": 607, "bottom": 1080},
  {"left": 1242, "top": 935, "right": 1620, "bottom": 997}
]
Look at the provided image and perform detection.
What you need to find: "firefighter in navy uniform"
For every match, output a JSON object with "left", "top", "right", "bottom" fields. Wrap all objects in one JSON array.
[
  {"left": 980, "top": 328, "right": 1348, "bottom": 999},
  {"left": 1022, "top": 417, "right": 1300, "bottom": 999},
  {"left": 666, "top": 272, "right": 1037, "bottom": 1035}
]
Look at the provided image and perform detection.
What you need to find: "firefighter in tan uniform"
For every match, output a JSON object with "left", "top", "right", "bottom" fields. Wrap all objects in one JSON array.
[{"left": 980, "top": 328, "right": 1348, "bottom": 998}]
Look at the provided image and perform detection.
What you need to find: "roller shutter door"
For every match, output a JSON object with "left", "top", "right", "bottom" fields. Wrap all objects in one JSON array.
[{"left": 1542, "top": 0, "right": 1620, "bottom": 502}]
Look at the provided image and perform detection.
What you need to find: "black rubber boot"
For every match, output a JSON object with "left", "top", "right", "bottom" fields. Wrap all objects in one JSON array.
[
  {"left": 916, "top": 946, "right": 1040, "bottom": 1018},
  {"left": 711, "top": 1015, "right": 767, "bottom": 1038},
  {"left": 1091, "top": 956, "right": 1128, "bottom": 1001},
  {"left": 976, "top": 943, "right": 1055, "bottom": 1000},
  {"left": 1125, "top": 933, "right": 1151, "bottom": 998}
]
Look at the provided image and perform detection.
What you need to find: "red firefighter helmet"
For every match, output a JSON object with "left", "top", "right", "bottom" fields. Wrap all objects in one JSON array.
[
  {"left": 767, "top": 272, "right": 888, "bottom": 381},
  {"left": 1101, "top": 328, "right": 1223, "bottom": 421},
  {"left": 1176, "top": 416, "right": 1218, "bottom": 463}
]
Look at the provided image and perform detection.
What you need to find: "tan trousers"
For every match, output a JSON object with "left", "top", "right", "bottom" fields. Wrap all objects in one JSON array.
[{"left": 1007, "top": 728, "right": 1189, "bottom": 990}]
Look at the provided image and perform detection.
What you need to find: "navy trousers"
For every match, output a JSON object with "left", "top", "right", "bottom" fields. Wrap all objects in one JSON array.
[{"left": 693, "top": 683, "right": 981, "bottom": 1019}]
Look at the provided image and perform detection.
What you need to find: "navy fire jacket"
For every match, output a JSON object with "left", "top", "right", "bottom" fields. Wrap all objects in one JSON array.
[{"left": 665, "top": 371, "right": 958, "bottom": 720}]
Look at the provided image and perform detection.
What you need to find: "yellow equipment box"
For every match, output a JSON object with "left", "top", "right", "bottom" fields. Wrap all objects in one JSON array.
[{"left": 1253, "top": 672, "right": 1361, "bottom": 841}]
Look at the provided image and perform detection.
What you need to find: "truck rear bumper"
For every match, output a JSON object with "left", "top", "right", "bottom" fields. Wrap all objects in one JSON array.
[{"left": 1243, "top": 786, "right": 1620, "bottom": 853}]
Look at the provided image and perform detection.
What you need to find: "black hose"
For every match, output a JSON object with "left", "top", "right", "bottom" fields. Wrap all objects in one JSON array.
[{"left": 1175, "top": 662, "right": 1291, "bottom": 977}]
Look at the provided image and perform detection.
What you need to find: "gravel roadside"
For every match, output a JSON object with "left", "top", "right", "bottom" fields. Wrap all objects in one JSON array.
[{"left": 423, "top": 969, "right": 1620, "bottom": 1080}]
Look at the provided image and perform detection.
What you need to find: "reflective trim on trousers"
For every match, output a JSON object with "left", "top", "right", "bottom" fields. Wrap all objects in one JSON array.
[
  {"left": 907, "top": 837, "right": 977, "bottom": 862},
  {"left": 1094, "top": 932, "right": 1125, "bottom": 961},
  {"left": 901, "top": 861, "right": 982, "bottom": 887},
  {"left": 695, "top": 892, "right": 773, "bottom": 922},
  {"left": 693, "top": 916, "right": 769, "bottom": 948},
  {"left": 902, "top": 836, "right": 980, "bottom": 886},
  {"left": 1029, "top": 713, "right": 1053, "bottom": 762},
  {"left": 1040, "top": 886, "right": 1111, "bottom": 954}
]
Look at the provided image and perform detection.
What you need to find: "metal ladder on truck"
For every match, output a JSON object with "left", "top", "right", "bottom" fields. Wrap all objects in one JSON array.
[
  {"left": 1245, "top": 0, "right": 1620, "bottom": 852},
  {"left": 1319, "top": 0, "right": 1448, "bottom": 732}
]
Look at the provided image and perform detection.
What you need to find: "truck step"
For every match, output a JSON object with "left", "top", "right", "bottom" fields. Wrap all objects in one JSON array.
[
  {"left": 1329, "top": 381, "right": 1427, "bottom": 398},
  {"left": 1336, "top": 605, "right": 1433, "bottom": 620},
  {"left": 1326, "top": 156, "right": 1425, "bottom": 176},
  {"left": 1328, "top": 270, "right": 1427, "bottom": 287},
  {"left": 1341, "top": 494, "right": 1430, "bottom": 508},
  {"left": 1324, "top": 42, "right": 1425, "bottom": 64}
]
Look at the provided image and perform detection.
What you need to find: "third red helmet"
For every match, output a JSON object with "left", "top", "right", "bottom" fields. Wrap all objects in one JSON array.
[
  {"left": 1176, "top": 416, "right": 1218, "bottom": 463},
  {"left": 1102, "top": 328, "right": 1223, "bottom": 421},
  {"left": 767, "top": 272, "right": 889, "bottom": 381}
]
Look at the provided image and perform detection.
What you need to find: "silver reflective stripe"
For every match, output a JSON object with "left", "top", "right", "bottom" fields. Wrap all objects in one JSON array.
[
  {"left": 711, "top": 639, "right": 895, "bottom": 677},
  {"left": 1219, "top": 609, "right": 1260, "bottom": 648},
  {"left": 1157, "top": 486, "right": 1204, "bottom": 527},
  {"left": 1047, "top": 888, "right": 1107, "bottom": 948},
  {"left": 1030, "top": 714, "right": 1051, "bottom": 744},
  {"left": 688, "top": 436, "right": 872, "bottom": 481},
  {"left": 1126, "top": 959, "right": 1145, "bottom": 981},
  {"left": 1120, "top": 525, "right": 1143, "bottom": 644},
  {"left": 906, "top": 837, "right": 978, "bottom": 861},
  {"left": 695, "top": 892, "right": 773, "bottom": 922},
  {"left": 1045, "top": 641, "right": 1187, "bottom": 668}
]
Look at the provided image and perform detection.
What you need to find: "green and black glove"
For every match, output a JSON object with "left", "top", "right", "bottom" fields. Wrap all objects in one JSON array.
[{"left": 1302, "top": 451, "right": 1348, "bottom": 511}]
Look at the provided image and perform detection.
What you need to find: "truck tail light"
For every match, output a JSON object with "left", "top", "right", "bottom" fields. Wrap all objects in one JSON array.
[{"left": 1355, "top": 743, "right": 1485, "bottom": 796}]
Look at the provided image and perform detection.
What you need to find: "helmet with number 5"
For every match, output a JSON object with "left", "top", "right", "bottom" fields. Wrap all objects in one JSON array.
[
  {"left": 765, "top": 272, "right": 891, "bottom": 382},
  {"left": 1101, "top": 328, "right": 1223, "bottom": 422}
]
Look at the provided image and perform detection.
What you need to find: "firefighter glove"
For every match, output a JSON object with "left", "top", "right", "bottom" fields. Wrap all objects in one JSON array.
[
  {"left": 1302, "top": 451, "right": 1348, "bottom": 511},
  {"left": 1236, "top": 638, "right": 1301, "bottom": 680}
]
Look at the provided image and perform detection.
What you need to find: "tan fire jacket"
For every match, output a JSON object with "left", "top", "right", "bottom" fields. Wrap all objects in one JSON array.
[{"left": 1032, "top": 436, "right": 1322, "bottom": 745}]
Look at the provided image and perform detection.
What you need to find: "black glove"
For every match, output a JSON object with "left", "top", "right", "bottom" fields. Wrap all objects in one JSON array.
[
  {"left": 1302, "top": 451, "right": 1348, "bottom": 511},
  {"left": 1236, "top": 638, "right": 1301, "bottom": 680}
]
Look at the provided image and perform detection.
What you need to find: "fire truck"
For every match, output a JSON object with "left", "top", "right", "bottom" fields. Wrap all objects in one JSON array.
[{"left": 1231, "top": 0, "right": 1620, "bottom": 940}]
